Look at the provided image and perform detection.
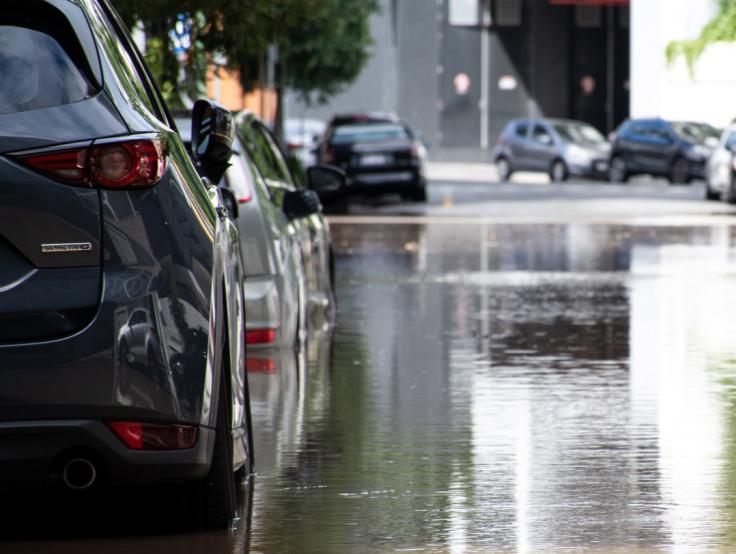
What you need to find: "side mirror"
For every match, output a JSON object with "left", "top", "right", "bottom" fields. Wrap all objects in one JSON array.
[
  {"left": 307, "top": 165, "right": 346, "bottom": 195},
  {"left": 219, "top": 187, "right": 239, "bottom": 220},
  {"left": 283, "top": 189, "right": 321, "bottom": 220},
  {"left": 191, "top": 99, "right": 233, "bottom": 183},
  {"left": 539, "top": 134, "right": 553, "bottom": 146}
]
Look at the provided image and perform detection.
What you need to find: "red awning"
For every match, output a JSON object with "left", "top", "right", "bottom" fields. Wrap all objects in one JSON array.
[{"left": 549, "top": 0, "right": 629, "bottom": 5}]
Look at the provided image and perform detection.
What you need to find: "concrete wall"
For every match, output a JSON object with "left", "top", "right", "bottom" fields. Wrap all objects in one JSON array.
[{"left": 631, "top": 0, "right": 736, "bottom": 126}]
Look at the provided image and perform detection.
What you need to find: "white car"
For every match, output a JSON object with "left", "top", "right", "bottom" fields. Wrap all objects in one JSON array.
[{"left": 705, "top": 125, "right": 736, "bottom": 202}]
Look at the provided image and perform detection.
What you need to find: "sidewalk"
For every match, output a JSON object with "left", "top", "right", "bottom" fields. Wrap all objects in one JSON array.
[
  {"left": 425, "top": 161, "right": 549, "bottom": 184},
  {"left": 425, "top": 161, "right": 499, "bottom": 182}
]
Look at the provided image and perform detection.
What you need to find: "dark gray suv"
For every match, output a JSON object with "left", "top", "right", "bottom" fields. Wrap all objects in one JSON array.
[{"left": 0, "top": 0, "right": 251, "bottom": 528}]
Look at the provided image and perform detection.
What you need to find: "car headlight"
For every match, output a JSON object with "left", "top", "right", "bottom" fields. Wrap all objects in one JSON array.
[
  {"left": 566, "top": 145, "right": 592, "bottom": 164},
  {"left": 689, "top": 144, "right": 712, "bottom": 160}
]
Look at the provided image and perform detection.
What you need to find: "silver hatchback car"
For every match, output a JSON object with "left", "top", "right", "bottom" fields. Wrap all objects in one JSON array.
[
  {"left": 494, "top": 118, "right": 611, "bottom": 182},
  {"left": 180, "top": 113, "right": 339, "bottom": 350}
]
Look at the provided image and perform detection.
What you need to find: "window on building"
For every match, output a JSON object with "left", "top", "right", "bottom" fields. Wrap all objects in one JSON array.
[
  {"left": 449, "top": 0, "right": 480, "bottom": 26},
  {"left": 575, "top": 6, "right": 602, "bottom": 28},
  {"left": 496, "top": 0, "right": 521, "bottom": 27}
]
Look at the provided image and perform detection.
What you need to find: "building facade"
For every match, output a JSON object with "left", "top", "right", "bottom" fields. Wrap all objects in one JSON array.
[{"left": 286, "top": 0, "right": 735, "bottom": 162}]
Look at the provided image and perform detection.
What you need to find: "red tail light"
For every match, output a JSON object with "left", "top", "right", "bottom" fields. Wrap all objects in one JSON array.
[
  {"left": 246, "top": 357, "right": 277, "bottom": 373},
  {"left": 108, "top": 421, "right": 197, "bottom": 450},
  {"left": 246, "top": 328, "right": 277, "bottom": 345},
  {"left": 17, "top": 138, "right": 167, "bottom": 189}
]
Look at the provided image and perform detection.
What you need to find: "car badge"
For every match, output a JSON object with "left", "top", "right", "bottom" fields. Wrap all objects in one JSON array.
[{"left": 41, "top": 242, "right": 93, "bottom": 254}]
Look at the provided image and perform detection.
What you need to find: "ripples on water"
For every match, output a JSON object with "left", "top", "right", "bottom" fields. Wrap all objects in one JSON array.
[
  {"left": 7, "top": 222, "right": 736, "bottom": 554},
  {"left": 250, "top": 223, "right": 736, "bottom": 553}
]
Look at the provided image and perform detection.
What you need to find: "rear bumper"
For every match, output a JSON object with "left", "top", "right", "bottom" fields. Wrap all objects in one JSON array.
[
  {"left": 0, "top": 419, "right": 213, "bottom": 490},
  {"left": 344, "top": 169, "right": 424, "bottom": 195}
]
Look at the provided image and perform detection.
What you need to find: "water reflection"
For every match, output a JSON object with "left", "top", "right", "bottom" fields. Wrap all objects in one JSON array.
[
  {"left": 8, "top": 222, "right": 736, "bottom": 552},
  {"left": 247, "top": 221, "right": 736, "bottom": 553}
]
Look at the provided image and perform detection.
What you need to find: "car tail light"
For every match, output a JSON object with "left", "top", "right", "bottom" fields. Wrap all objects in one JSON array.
[
  {"left": 17, "top": 138, "right": 166, "bottom": 189},
  {"left": 108, "top": 421, "right": 197, "bottom": 450},
  {"left": 246, "top": 328, "right": 277, "bottom": 345},
  {"left": 287, "top": 141, "right": 301, "bottom": 151}
]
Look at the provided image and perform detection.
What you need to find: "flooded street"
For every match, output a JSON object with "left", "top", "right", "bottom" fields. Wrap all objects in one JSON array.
[
  {"left": 251, "top": 219, "right": 736, "bottom": 553},
  {"left": 8, "top": 206, "right": 736, "bottom": 552}
]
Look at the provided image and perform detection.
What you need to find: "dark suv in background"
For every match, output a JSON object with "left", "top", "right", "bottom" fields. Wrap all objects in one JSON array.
[
  {"left": 608, "top": 118, "right": 718, "bottom": 183},
  {"left": 0, "top": 0, "right": 251, "bottom": 528},
  {"left": 316, "top": 114, "right": 427, "bottom": 202}
]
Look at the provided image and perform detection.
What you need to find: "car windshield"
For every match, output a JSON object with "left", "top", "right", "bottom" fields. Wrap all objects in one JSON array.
[
  {"left": 671, "top": 122, "right": 720, "bottom": 144},
  {"left": 552, "top": 122, "right": 606, "bottom": 146},
  {"left": 331, "top": 123, "right": 410, "bottom": 145}
]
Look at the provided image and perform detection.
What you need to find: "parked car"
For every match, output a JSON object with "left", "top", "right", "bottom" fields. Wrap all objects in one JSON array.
[
  {"left": 317, "top": 113, "right": 427, "bottom": 202},
  {"left": 235, "top": 112, "right": 340, "bottom": 324},
  {"left": 178, "top": 113, "right": 343, "bottom": 349},
  {"left": 0, "top": 0, "right": 251, "bottom": 529},
  {"left": 705, "top": 124, "right": 736, "bottom": 201},
  {"left": 494, "top": 118, "right": 610, "bottom": 182},
  {"left": 285, "top": 118, "right": 326, "bottom": 168},
  {"left": 608, "top": 118, "right": 717, "bottom": 183}
]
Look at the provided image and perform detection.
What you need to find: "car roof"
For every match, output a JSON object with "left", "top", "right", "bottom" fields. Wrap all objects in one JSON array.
[{"left": 329, "top": 113, "right": 399, "bottom": 127}]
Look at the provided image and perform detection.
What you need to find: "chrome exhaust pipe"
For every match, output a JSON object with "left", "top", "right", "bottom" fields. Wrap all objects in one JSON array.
[{"left": 62, "top": 458, "right": 97, "bottom": 491}]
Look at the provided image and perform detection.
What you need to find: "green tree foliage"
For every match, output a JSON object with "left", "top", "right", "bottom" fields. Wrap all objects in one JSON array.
[
  {"left": 666, "top": 0, "right": 736, "bottom": 78},
  {"left": 112, "top": 0, "right": 379, "bottom": 107}
]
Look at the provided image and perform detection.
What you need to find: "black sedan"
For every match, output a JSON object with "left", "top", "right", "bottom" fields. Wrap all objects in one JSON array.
[{"left": 316, "top": 114, "right": 427, "bottom": 202}]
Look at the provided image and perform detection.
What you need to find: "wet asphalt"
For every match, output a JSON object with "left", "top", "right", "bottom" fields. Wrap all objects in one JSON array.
[{"left": 7, "top": 179, "right": 736, "bottom": 553}]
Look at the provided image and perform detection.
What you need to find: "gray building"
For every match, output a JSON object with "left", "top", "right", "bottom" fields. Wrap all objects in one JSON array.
[{"left": 287, "top": 0, "right": 630, "bottom": 162}]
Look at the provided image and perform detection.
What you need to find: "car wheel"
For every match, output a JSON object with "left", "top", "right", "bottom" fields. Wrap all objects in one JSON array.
[
  {"left": 496, "top": 157, "right": 512, "bottom": 182},
  {"left": 609, "top": 156, "right": 628, "bottom": 183},
  {"left": 705, "top": 175, "right": 720, "bottom": 201},
  {"left": 724, "top": 175, "right": 736, "bottom": 205},
  {"left": 670, "top": 157, "right": 690, "bottom": 185},
  {"left": 411, "top": 187, "right": 427, "bottom": 202},
  {"left": 191, "top": 360, "right": 238, "bottom": 529},
  {"left": 549, "top": 160, "right": 568, "bottom": 183}
]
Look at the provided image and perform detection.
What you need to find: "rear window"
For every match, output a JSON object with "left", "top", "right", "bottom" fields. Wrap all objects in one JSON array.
[
  {"left": 330, "top": 123, "right": 410, "bottom": 145},
  {"left": 0, "top": 3, "right": 97, "bottom": 115}
]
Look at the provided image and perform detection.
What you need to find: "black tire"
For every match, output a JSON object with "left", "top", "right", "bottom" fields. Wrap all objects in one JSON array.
[
  {"left": 496, "top": 157, "right": 512, "bottom": 181},
  {"left": 609, "top": 156, "right": 628, "bottom": 183},
  {"left": 410, "top": 187, "right": 427, "bottom": 202},
  {"left": 724, "top": 175, "right": 736, "bottom": 205},
  {"left": 196, "top": 365, "right": 238, "bottom": 529},
  {"left": 669, "top": 157, "right": 690, "bottom": 185},
  {"left": 705, "top": 176, "right": 720, "bottom": 200},
  {"left": 549, "top": 159, "right": 568, "bottom": 183}
]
